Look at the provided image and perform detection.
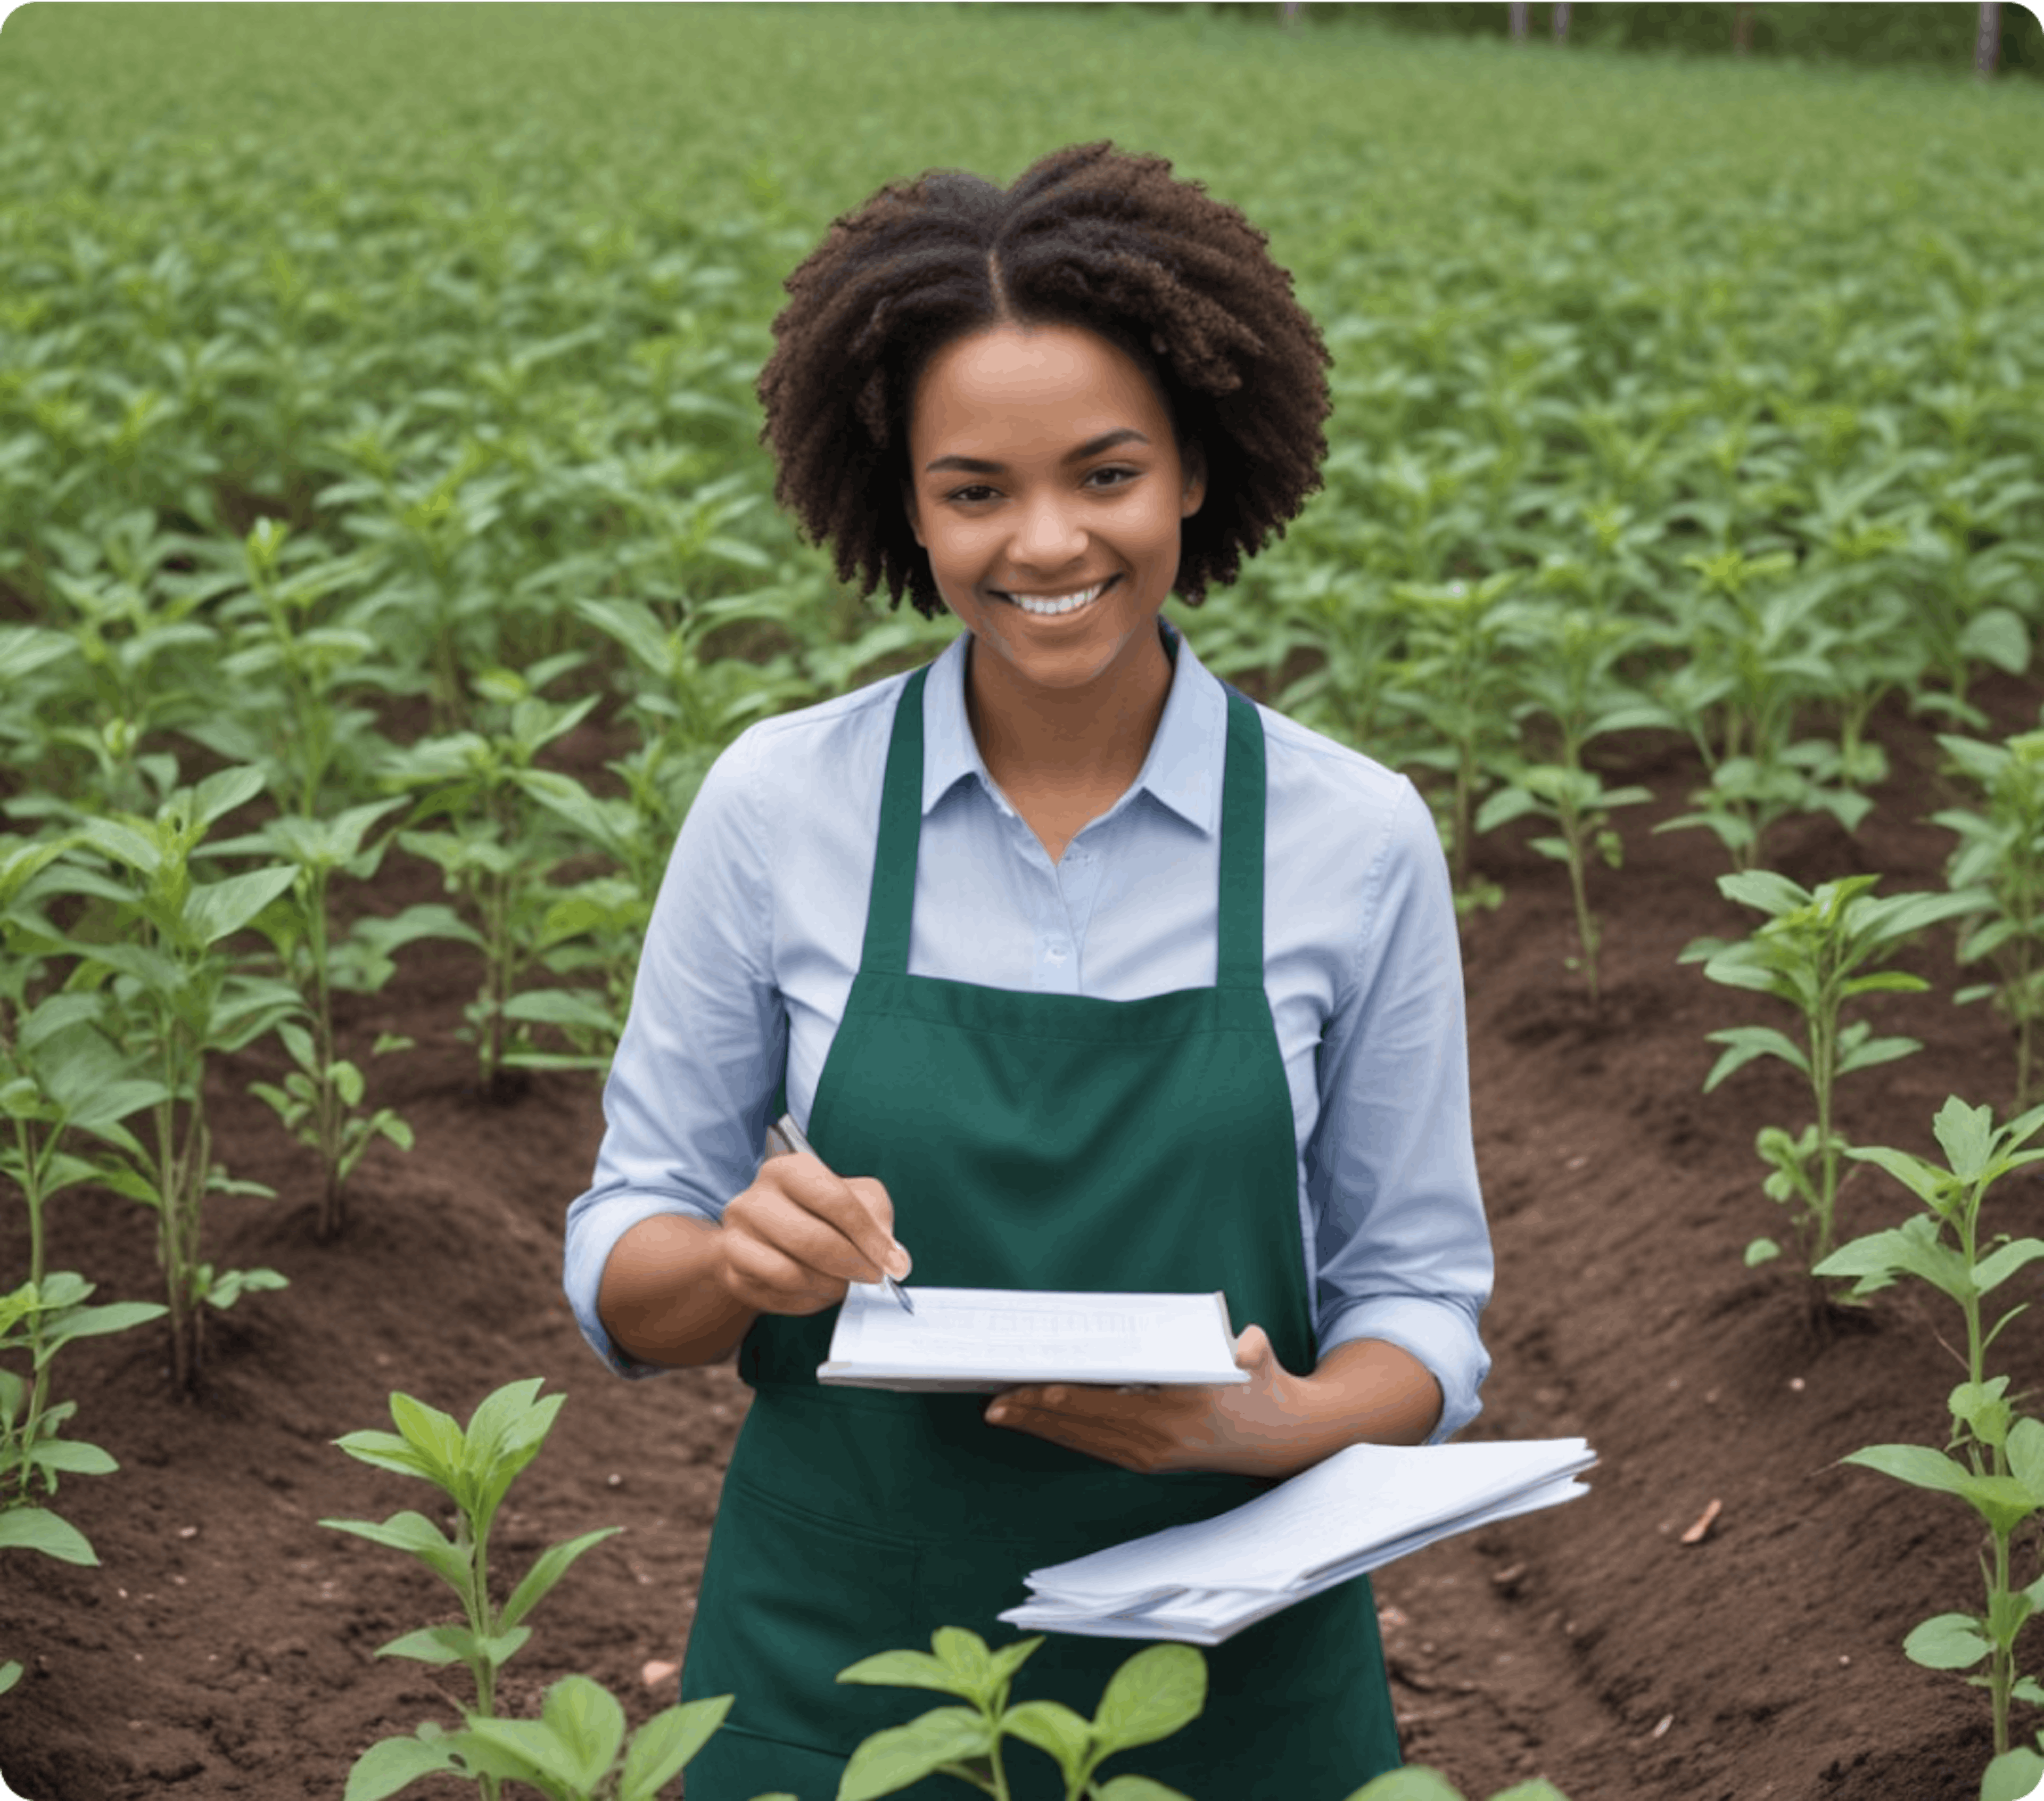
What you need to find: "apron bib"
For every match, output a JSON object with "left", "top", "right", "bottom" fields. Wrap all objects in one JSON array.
[{"left": 681, "top": 645, "right": 1401, "bottom": 1800}]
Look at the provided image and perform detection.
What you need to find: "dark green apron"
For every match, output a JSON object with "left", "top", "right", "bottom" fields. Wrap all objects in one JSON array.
[{"left": 680, "top": 646, "right": 1402, "bottom": 1801}]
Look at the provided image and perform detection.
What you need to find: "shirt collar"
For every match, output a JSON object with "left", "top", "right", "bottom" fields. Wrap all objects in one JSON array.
[{"left": 921, "top": 614, "right": 1227, "bottom": 837}]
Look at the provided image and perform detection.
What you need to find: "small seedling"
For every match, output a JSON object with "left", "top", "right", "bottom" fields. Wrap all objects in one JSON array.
[
  {"left": 1682, "top": 871, "right": 1980, "bottom": 1272},
  {"left": 1815, "top": 1097, "right": 2044, "bottom": 1772}
]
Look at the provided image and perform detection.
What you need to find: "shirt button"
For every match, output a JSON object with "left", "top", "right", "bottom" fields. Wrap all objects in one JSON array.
[{"left": 1046, "top": 940, "right": 1068, "bottom": 962}]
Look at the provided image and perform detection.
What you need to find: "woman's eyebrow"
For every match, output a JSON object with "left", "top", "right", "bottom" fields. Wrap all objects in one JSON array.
[{"left": 923, "top": 429, "right": 1151, "bottom": 475}]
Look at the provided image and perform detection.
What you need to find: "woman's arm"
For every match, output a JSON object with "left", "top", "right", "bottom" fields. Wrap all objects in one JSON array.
[{"left": 600, "top": 1213, "right": 759, "bottom": 1368}]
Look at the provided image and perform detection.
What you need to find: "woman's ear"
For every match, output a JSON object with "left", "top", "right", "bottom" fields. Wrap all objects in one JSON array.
[
  {"left": 1180, "top": 441, "right": 1206, "bottom": 520},
  {"left": 903, "top": 480, "right": 925, "bottom": 548}
]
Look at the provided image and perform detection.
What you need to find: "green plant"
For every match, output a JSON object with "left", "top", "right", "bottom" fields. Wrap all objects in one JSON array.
[
  {"left": 186, "top": 515, "right": 394, "bottom": 817},
  {"left": 1477, "top": 763, "right": 1651, "bottom": 1006},
  {"left": 1812, "top": 1098, "right": 2044, "bottom": 1783},
  {"left": 1680, "top": 871, "right": 1981, "bottom": 1272},
  {"left": 1382, "top": 573, "right": 1523, "bottom": 896},
  {"left": 322, "top": 1378, "right": 627, "bottom": 1801},
  {"left": 379, "top": 655, "right": 599, "bottom": 1095},
  {"left": 1651, "top": 547, "right": 1872, "bottom": 870},
  {"left": 834, "top": 1626, "right": 1201, "bottom": 1801},
  {"left": 1935, "top": 728, "right": 2044, "bottom": 1108},
  {"left": 37, "top": 767, "right": 300, "bottom": 1389},
  {"left": 221, "top": 800, "right": 444, "bottom": 1237},
  {"left": 0, "top": 839, "right": 169, "bottom": 1693}
]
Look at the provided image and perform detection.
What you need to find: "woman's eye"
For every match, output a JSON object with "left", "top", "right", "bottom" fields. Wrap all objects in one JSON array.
[
  {"left": 947, "top": 484, "right": 998, "bottom": 504},
  {"left": 1086, "top": 466, "right": 1138, "bottom": 489}
]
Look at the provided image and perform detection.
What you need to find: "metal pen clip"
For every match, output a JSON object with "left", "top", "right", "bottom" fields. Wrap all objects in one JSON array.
[{"left": 765, "top": 1111, "right": 914, "bottom": 1314}]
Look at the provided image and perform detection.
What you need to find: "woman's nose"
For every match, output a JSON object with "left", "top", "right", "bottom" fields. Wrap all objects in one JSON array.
[{"left": 1008, "top": 491, "right": 1086, "bottom": 569}]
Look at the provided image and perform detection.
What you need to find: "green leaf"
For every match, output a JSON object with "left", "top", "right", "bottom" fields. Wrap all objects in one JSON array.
[
  {"left": 1718, "top": 869, "right": 1810, "bottom": 919},
  {"left": 1842, "top": 1443, "right": 1973, "bottom": 1496},
  {"left": 191, "top": 764, "right": 268, "bottom": 829},
  {"left": 930, "top": 1626, "right": 995, "bottom": 1699},
  {"left": 539, "top": 1673, "right": 627, "bottom": 1794},
  {"left": 376, "top": 1623, "right": 531, "bottom": 1670},
  {"left": 1834, "top": 1032, "right": 1922, "bottom": 1076},
  {"left": 39, "top": 1300, "right": 168, "bottom": 1351},
  {"left": 25, "top": 1439, "right": 118, "bottom": 1476},
  {"left": 453, "top": 1716, "right": 578, "bottom": 1787},
  {"left": 836, "top": 1648, "right": 974, "bottom": 1698},
  {"left": 1702, "top": 1025, "right": 1809, "bottom": 1090},
  {"left": 1960, "top": 606, "right": 2031, "bottom": 675},
  {"left": 320, "top": 1510, "right": 470, "bottom": 1588},
  {"left": 0, "top": 1660, "right": 18, "bottom": 1696},
  {"left": 1842, "top": 1145, "right": 1951, "bottom": 1211},
  {"left": 2009, "top": 1417, "right": 2044, "bottom": 1501},
  {"left": 1902, "top": 1612, "right": 1992, "bottom": 1671},
  {"left": 837, "top": 1707, "right": 994, "bottom": 1801},
  {"left": 462, "top": 1375, "right": 552, "bottom": 1474},
  {"left": 1002, "top": 1699, "right": 1092, "bottom": 1778},
  {"left": 1933, "top": 1098, "right": 1998, "bottom": 1186},
  {"left": 373, "top": 1626, "right": 477, "bottom": 1668},
  {"left": 342, "top": 1733, "right": 464, "bottom": 1801},
  {"left": 1338, "top": 1769, "right": 1467, "bottom": 1801},
  {"left": 1982, "top": 1746, "right": 2044, "bottom": 1801},
  {"left": 328, "top": 1429, "right": 439, "bottom": 1484},
  {"left": 1091, "top": 1643, "right": 1206, "bottom": 1755},
  {"left": 1815, "top": 1220, "right": 1971, "bottom": 1305},
  {"left": 1743, "top": 1237, "right": 1782, "bottom": 1268},
  {"left": 1092, "top": 1779, "right": 1197, "bottom": 1801},
  {"left": 388, "top": 1391, "right": 466, "bottom": 1482},
  {"left": 499, "top": 1526, "right": 622, "bottom": 1631},
  {"left": 1976, "top": 1239, "right": 2044, "bottom": 1296},
  {"left": 617, "top": 1695, "right": 733, "bottom": 1800},
  {"left": 184, "top": 865, "right": 300, "bottom": 948},
  {"left": 0, "top": 1506, "right": 97, "bottom": 1565}
]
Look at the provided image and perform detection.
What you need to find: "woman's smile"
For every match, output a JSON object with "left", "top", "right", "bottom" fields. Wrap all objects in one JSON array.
[{"left": 993, "top": 574, "right": 1118, "bottom": 617}]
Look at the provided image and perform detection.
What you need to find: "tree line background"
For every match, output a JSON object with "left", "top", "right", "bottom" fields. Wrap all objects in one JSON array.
[{"left": 1187, "top": 3, "right": 2043, "bottom": 79}]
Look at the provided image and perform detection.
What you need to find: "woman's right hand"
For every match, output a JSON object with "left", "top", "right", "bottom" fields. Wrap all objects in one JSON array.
[{"left": 719, "top": 1152, "right": 911, "bottom": 1317}]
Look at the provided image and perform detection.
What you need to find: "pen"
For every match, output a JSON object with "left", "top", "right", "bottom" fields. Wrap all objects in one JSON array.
[{"left": 766, "top": 1111, "right": 915, "bottom": 1314}]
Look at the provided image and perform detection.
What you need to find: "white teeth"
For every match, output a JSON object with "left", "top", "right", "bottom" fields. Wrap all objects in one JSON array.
[{"left": 1003, "top": 581, "right": 1107, "bottom": 616}]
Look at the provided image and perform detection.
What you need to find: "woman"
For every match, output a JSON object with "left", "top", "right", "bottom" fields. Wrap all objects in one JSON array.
[{"left": 564, "top": 142, "right": 1493, "bottom": 1799}]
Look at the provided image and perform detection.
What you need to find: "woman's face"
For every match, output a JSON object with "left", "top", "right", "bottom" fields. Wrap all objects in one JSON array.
[{"left": 904, "top": 321, "right": 1204, "bottom": 701}]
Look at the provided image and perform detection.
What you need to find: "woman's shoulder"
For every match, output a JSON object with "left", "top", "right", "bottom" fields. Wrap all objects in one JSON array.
[{"left": 1249, "top": 700, "right": 1425, "bottom": 835}]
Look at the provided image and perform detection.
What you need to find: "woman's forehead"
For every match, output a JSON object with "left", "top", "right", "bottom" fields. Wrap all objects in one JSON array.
[{"left": 910, "top": 322, "right": 1170, "bottom": 453}]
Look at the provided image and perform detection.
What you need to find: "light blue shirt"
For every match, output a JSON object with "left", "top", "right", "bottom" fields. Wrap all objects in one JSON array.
[{"left": 564, "top": 616, "right": 1494, "bottom": 1443}]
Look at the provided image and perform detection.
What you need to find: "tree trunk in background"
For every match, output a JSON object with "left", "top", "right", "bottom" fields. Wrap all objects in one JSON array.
[
  {"left": 1733, "top": 3, "right": 1754, "bottom": 55},
  {"left": 1510, "top": 3, "right": 1528, "bottom": 43},
  {"left": 1976, "top": 2, "right": 2001, "bottom": 79},
  {"left": 1553, "top": 3, "right": 1571, "bottom": 42}
]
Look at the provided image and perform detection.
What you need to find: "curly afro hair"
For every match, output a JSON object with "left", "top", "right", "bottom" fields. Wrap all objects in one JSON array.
[{"left": 756, "top": 141, "right": 1332, "bottom": 620}]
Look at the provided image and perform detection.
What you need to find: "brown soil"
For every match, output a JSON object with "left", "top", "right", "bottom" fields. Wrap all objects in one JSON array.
[{"left": 5, "top": 668, "right": 2042, "bottom": 1801}]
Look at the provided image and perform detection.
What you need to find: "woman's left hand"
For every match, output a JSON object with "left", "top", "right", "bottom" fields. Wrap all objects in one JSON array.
[{"left": 981, "top": 1323, "right": 1309, "bottom": 1480}]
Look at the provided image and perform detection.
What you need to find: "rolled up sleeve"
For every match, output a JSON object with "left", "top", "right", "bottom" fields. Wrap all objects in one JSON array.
[
  {"left": 1309, "top": 779, "right": 1493, "bottom": 1443},
  {"left": 563, "top": 726, "right": 786, "bottom": 1377}
]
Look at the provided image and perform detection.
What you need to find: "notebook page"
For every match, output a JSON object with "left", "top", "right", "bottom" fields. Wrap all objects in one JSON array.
[
  {"left": 1023, "top": 1439, "right": 1595, "bottom": 1599},
  {"left": 827, "top": 1285, "right": 1245, "bottom": 1384}
]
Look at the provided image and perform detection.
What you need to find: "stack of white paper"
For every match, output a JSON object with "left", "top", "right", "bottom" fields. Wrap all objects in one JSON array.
[
  {"left": 998, "top": 1437, "right": 1596, "bottom": 1645},
  {"left": 819, "top": 1285, "right": 1250, "bottom": 1394}
]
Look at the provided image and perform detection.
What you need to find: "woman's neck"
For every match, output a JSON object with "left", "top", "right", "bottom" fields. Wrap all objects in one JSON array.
[{"left": 964, "top": 623, "right": 1175, "bottom": 804}]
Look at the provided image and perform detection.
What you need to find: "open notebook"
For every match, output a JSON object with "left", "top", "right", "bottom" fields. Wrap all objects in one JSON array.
[{"left": 818, "top": 1284, "right": 1251, "bottom": 1393}]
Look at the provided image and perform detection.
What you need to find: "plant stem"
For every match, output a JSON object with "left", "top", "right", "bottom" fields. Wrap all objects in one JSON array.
[{"left": 1809, "top": 1002, "right": 1839, "bottom": 1266}]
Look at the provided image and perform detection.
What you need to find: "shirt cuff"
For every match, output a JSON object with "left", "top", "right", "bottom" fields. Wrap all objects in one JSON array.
[
  {"left": 1317, "top": 1295, "right": 1491, "bottom": 1445},
  {"left": 563, "top": 1193, "right": 719, "bottom": 1379}
]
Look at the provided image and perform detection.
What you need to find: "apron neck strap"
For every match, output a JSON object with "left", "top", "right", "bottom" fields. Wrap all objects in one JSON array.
[{"left": 860, "top": 649, "right": 1266, "bottom": 991}]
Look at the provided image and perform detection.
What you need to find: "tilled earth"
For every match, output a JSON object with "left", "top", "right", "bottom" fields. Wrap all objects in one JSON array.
[{"left": 4, "top": 666, "right": 2041, "bottom": 1801}]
